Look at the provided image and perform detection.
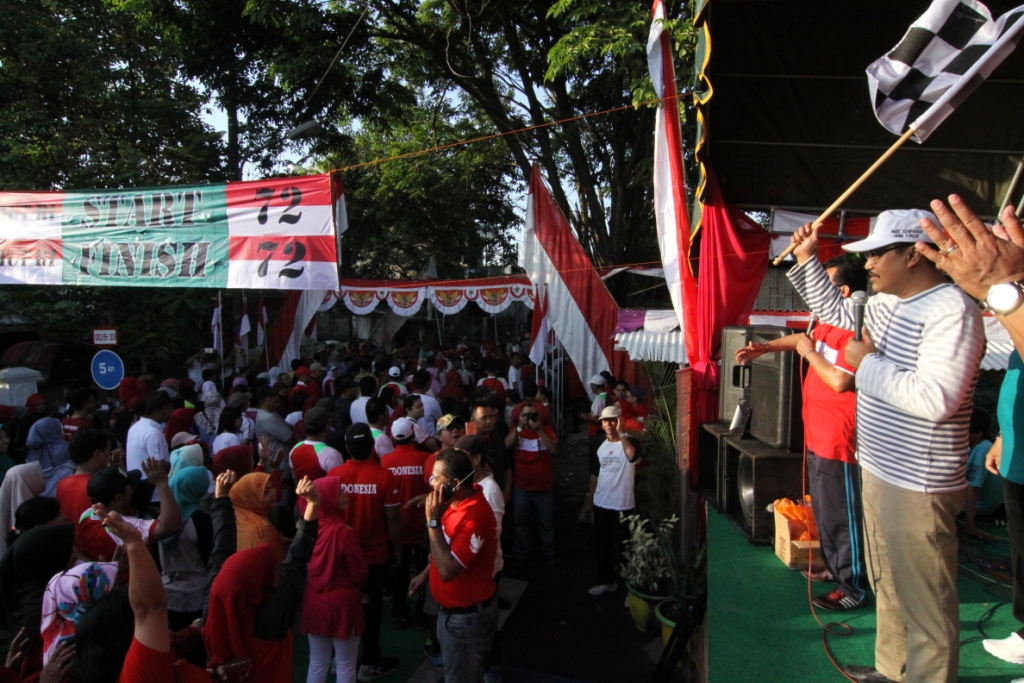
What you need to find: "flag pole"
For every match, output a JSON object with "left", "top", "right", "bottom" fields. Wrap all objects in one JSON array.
[{"left": 772, "top": 126, "right": 916, "bottom": 266}]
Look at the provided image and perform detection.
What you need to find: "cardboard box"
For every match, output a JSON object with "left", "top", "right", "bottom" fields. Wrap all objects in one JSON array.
[{"left": 774, "top": 508, "right": 825, "bottom": 571}]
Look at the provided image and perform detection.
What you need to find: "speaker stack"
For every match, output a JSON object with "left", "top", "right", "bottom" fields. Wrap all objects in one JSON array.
[{"left": 699, "top": 325, "right": 805, "bottom": 544}]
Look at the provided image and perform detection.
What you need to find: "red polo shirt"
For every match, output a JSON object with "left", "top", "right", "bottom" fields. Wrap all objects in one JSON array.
[
  {"left": 326, "top": 460, "right": 401, "bottom": 564},
  {"left": 512, "top": 426, "right": 556, "bottom": 491},
  {"left": 803, "top": 322, "right": 857, "bottom": 464},
  {"left": 428, "top": 487, "right": 497, "bottom": 609},
  {"left": 380, "top": 444, "right": 432, "bottom": 545}
]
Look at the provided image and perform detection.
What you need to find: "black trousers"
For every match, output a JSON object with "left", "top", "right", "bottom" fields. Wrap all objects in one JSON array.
[
  {"left": 362, "top": 563, "right": 388, "bottom": 666},
  {"left": 389, "top": 544, "right": 427, "bottom": 618},
  {"left": 806, "top": 451, "right": 868, "bottom": 599},
  {"left": 1004, "top": 479, "right": 1024, "bottom": 636},
  {"left": 593, "top": 505, "right": 632, "bottom": 585}
]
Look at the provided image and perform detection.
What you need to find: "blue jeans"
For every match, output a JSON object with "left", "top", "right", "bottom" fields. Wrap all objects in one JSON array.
[
  {"left": 437, "top": 597, "right": 499, "bottom": 683},
  {"left": 512, "top": 486, "right": 555, "bottom": 561}
]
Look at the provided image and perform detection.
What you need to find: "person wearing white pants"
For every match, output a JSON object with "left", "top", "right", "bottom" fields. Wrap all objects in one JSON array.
[{"left": 307, "top": 635, "right": 361, "bottom": 683}]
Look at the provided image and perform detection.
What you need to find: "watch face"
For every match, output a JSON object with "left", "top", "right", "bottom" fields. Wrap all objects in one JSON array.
[{"left": 989, "top": 283, "right": 1022, "bottom": 312}]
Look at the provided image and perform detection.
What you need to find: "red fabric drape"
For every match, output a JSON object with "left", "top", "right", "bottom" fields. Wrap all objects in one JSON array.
[{"left": 693, "top": 171, "right": 772, "bottom": 423}]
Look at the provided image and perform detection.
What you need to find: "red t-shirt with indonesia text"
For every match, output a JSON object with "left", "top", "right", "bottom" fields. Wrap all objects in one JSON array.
[
  {"left": 429, "top": 487, "right": 497, "bottom": 609},
  {"left": 381, "top": 444, "right": 432, "bottom": 545},
  {"left": 512, "top": 426, "right": 556, "bottom": 491},
  {"left": 61, "top": 417, "right": 92, "bottom": 442},
  {"left": 803, "top": 322, "right": 857, "bottom": 464},
  {"left": 118, "top": 637, "right": 211, "bottom": 683},
  {"left": 326, "top": 461, "right": 401, "bottom": 565}
]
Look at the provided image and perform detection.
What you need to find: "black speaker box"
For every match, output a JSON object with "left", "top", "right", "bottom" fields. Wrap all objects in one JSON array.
[
  {"left": 749, "top": 328, "right": 804, "bottom": 451},
  {"left": 719, "top": 325, "right": 794, "bottom": 425},
  {"left": 699, "top": 422, "right": 734, "bottom": 511},
  {"left": 724, "top": 436, "right": 804, "bottom": 544}
]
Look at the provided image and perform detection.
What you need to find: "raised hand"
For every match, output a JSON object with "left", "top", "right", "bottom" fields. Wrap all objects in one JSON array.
[
  {"left": 142, "top": 457, "right": 168, "bottom": 487},
  {"left": 295, "top": 476, "right": 320, "bottom": 506},
  {"left": 790, "top": 222, "right": 821, "bottom": 264},
  {"left": 101, "top": 510, "right": 144, "bottom": 546},
  {"left": 5, "top": 627, "right": 29, "bottom": 669},
  {"left": 215, "top": 470, "right": 238, "bottom": 499},
  {"left": 39, "top": 639, "right": 75, "bottom": 683}
]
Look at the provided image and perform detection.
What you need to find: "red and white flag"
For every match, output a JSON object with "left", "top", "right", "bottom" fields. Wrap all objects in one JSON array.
[
  {"left": 647, "top": 0, "right": 698, "bottom": 362},
  {"left": 256, "top": 295, "right": 268, "bottom": 347},
  {"left": 236, "top": 293, "right": 251, "bottom": 346},
  {"left": 265, "top": 289, "right": 329, "bottom": 372},
  {"left": 211, "top": 292, "right": 223, "bottom": 361},
  {"left": 528, "top": 285, "right": 551, "bottom": 367},
  {"left": 523, "top": 165, "right": 630, "bottom": 394}
]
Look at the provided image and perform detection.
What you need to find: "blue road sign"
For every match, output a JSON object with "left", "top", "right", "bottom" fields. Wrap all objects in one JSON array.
[{"left": 91, "top": 350, "right": 124, "bottom": 390}]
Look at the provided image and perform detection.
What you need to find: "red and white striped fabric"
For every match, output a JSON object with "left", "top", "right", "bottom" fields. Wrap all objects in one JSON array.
[
  {"left": 528, "top": 285, "right": 551, "bottom": 367},
  {"left": 236, "top": 293, "right": 251, "bottom": 346},
  {"left": 0, "top": 192, "right": 63, "bottom": 285},
  {"left": 265, "top": 289, "right": 329, "bottom": 373},
  {"left": 648, "top": 0, "right": 697, "bottom": 363},
  {"left": 256, "top": 295, "right": 268, "bottom": 348},
  {"left": 523, "top": 165, "right": 630, "bottom": 395},
  {"left": 226, "top": 176, "right": 338, "bottom": 290}
]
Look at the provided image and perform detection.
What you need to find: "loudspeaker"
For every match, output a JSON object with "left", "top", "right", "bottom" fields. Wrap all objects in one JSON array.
[
  {"left": 749, "top": 328, "right": 804, "bottom": 451},
  {"left": 699, "top": 422, "right": 734, "bottom": 511},
  {"left": 724, "top": 436, "right": 803, "bottom": 544},
  {"left": 719, "top": 325, "right": 792, "bottom": 425}
]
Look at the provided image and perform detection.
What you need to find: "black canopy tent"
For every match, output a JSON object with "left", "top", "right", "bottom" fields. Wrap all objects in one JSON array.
[{"left": 694, "top": 0, "right": 1024, "bottom": 216}]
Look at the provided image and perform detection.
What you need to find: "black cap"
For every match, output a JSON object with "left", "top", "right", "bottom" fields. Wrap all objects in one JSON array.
[
  {"left": 304, "top": 407, "right": 331, "bottom": 435},
  {"left": 346, "top": 422, "right": 372, "bottom": 444},
  {"left": 87, "top": 466, "right": 141, "bottom": 506},
  {"left": 144, "top": 391, "right": 172, "bottom": 413},
  {"left": 454, "top": 435, "right": 492, "bottom": 468}
]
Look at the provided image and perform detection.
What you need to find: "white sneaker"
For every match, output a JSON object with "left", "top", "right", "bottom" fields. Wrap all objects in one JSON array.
[
  {"left": 984, "top": 633, "right": 1024, "bottom": 664},
  {"left": 588, "top": 582, "right": 617, "bottom": 596}
]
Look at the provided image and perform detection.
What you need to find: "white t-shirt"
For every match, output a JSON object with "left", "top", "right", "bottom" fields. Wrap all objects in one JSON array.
[
  {"left": 212, "top": 432, "right": 242, "bottom": 453},
  {"left": 350, "top": 396, "right": 371, "bottom": 425},
  {"left": 478, "top": 476, "right": 505, "bottom": 575},
  {"left": 285, "top": 411, "right": 302, "bottom": 427},
  {"left": 507, "top": 366, "right": 522, "bottom": 392},
  {"left": 590, "top": 392, "right": 607, "bottom": 416},
  {"left": 594, "top": 439, "right": 636, "bottom": 511},
  {"left": 413, "top": 393, "right": 442, "bottom": 437}
]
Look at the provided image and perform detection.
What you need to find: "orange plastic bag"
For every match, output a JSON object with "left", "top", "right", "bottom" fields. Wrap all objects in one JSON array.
[{"left": 773, "top": 496, "right": 819, "bottom": 541}]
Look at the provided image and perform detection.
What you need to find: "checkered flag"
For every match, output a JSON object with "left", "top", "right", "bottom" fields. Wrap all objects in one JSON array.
[{"left": 868, "top": 0, "right": 1024, "bottom": 143}]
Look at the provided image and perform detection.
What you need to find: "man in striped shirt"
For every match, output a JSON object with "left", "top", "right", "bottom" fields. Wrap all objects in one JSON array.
[{"left": 787, "top": 209, "right": 985, "bottom": 683}]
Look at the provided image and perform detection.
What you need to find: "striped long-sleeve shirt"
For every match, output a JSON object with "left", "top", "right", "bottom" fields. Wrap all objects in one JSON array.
[{"left": 787, "top": 258, "right": 985, "bottom": 492}]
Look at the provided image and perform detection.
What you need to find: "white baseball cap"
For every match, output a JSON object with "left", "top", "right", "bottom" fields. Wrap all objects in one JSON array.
[
  {"left": 392, "top": 417, "right": 416, "bottom": 440},
  {"left": 388, "top": 366, "right": 402, "bottom": 378},
  {"left": 590, "top": 374, "right": 606, "bottom": 387},
  {"left": 842, "top": 209, "right": 938, "bottom": 253}
]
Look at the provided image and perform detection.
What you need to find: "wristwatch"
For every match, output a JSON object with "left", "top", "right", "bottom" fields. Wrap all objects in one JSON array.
[
  {"left": 428, "top": 518, "right": 440, "bottom": 529},
  {"left": 985, "top": 281, "right": 1024, "bottom": 315}
]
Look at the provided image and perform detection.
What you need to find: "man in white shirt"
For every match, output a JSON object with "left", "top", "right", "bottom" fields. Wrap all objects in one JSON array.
[
  {"left": 350, "top": 375, "right": 378, "bottom": 426},
  {"left": 126, "top": 392, "right": 173, "bottom": 480},
  {"left": 507, "top": 353, "right": 523, "bottom": 397},
  {"left": 411, "top": 371, "right": 442, "bottom": 438}
]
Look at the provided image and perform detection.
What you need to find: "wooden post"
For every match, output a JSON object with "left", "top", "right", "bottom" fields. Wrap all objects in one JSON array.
[{"left": 772, "top": 127, "right": 916, "bottom": 266}]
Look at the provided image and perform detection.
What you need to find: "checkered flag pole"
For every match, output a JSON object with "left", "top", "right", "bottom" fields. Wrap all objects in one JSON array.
[{"left": 869, "top": 0, "right": 1024, "bottom": 143}]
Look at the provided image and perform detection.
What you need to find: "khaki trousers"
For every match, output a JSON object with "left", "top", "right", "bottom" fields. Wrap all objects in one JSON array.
[{"left": 861, "top": 469, "right": 965, "bottom": 683}]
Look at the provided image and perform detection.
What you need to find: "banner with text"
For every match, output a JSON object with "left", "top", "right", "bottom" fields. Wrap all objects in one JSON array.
[{"left": 0, "top": 175, "right": 340, "bottom": 290}]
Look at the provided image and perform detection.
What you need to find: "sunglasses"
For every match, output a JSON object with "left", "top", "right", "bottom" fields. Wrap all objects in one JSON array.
[
  {"left": 523, "top": 413, "right": 538, "bottom": 421},
  {"left": 863, "top": 243, "right": 907, "bottom": 262}
]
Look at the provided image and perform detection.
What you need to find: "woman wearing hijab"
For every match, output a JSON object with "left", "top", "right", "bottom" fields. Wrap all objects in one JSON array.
[
  {"left": 437, "top": 368, "right": 466, "bottom": 406},
  {"left": 302, "top": 477, "right": 367, "bottom": 683},
  {"left": 159, "top": 467, "right": 212, "bottom": 631},
  {"left": 40, "top": 560, "right": 118, "bottom": 665},
  {"left": 116, "top": 377, "right": 141, "bottom": 413},
  {"left": 230, "top": 472, "right": 286, "bottom": 563},
  {"left": 0, "top": 524, "right": 75, "bottom": 679},
  {"left": 167, "top": 443, "right": 205, "bottom": 481},
  {"left": 194, "top": 386, "right": 223, "bottom": 445},
  {"left": 14, "top": 394, "right": 48, "bottom": 456},
  {"left": 25, "top": 418, "right": 72, "bottom": 497},
  {"left": 204, "top": 477, "right": 321, "bottom": 683},
  {"left": 0, "top": 463, "right": 44, "bottom": 557},
  {"left": 212, "top": 445, "right": 255, "bottom": 477},
  {"left": 163, "top": 408, "right": 196, "bottom": 448}
]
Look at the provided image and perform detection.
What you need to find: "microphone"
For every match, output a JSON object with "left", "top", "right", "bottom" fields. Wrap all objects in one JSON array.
[{"left": 851, "top": 291, "right": 868, "bottom": 342}]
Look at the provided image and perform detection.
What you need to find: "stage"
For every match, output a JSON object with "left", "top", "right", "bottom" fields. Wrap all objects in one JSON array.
[{"left": 707, "top": 507, "right": 1024, "bottom": 682}]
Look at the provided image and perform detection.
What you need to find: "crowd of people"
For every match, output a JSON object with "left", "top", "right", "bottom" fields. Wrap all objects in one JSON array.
[{"left": 0, "top": 334, "right": 653, "bottom": 683}]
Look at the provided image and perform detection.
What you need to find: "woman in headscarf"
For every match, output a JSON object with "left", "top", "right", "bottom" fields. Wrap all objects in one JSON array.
[
  {"left": 167, "top": 443, "right": 205, "bottom": 481},
  {"left": 25, "top": 418, "right": 72, "bottom": 497},
  {"left": 0, "top": 463, "right": 44, "bottom": 556},
  {"left": 163, "top": 408, "right": 195, "bottom": 448},
  {"left": 301, "top": 477, "right": 366, "bottom": 683},
  {"left": 0, "top": 523, "right": 75, "bottom": 678},
  {"left": 229, "top": 472, "right": 286, "bottom": 563},
  {"left": 116, "top": 377, "right": 141, "bottom": 413},
  {"left": 14, "top": 394, "right": 48, "bottom": 455},
  {"left": 159, "top": 467, "right": 212, "bottom": 631},
  {"left": 437, "top": 368, "right": 467, "bottom": 405},
  {"left": 193, "top": 385, "right": 223, "bottom": 444},
  {"left": 204, "top": 477, "right": 321, "bottom": 683},
  {"left": 212, "top": 445, "right": 255, "bottom": 477},
  {"left": 40, "top": 560, "right": 118, "bottom": 665}
]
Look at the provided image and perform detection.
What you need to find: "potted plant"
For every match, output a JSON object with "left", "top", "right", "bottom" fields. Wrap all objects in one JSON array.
[{"left": 621, "top": 513, "right": 679, "bottom": 632}]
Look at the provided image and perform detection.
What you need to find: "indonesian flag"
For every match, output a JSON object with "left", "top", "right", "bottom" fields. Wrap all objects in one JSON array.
[
  {"left": 236, "top": 293, "right": 251, "bottom": 346},
  {"left": 529, "top": 285, "right": 551, "bottom": 367},
  {"left": 305, "top": 314, "right": 318, "bottom": 342},
  {"left": 211, "top": 292, "right": 223, "bottom": 361},
  {"left": 265, "top": 289, "right": 329, "bottom": 372},
  {"left": 648, "top": 0, "right": 697, "bottom": 361},
  {"left": 523, "top": 165, "right": 630, "bottom": 396},
  {"left": 256, "top": 294, "right": 268, "bottom": 347}
]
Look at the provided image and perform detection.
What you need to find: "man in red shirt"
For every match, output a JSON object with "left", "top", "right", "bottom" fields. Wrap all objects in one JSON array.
[
  {"left": 327, "top": 423, "right": 402, "bottom": 681},
  {"left": 58, "top": 429, "right": 117, "bottom": 526},
  {"left": 61, "top": 388, "right": 97, "bottom": 442},
  {"left": 288, "top": 407, "right": 343, "bottom": 484},
  {"left": 736, "top": 254, "right": 868, "bottom": 611},
  {"left": 409, "top": 448, "right": 498, "bottom": 683},
  {"left": 505, "top": 405, "right": 558, "bottom": 567},
  {"left": 381, "top": 417, "right": 432, "bottom": 628}
]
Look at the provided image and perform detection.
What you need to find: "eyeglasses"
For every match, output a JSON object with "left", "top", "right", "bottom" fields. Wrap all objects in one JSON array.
[
  {"left": 523, "top": 413, "right": 538, "bottom": 421},
  {"left": 864, "top": 243, "right": 906, "bottom": 263}
]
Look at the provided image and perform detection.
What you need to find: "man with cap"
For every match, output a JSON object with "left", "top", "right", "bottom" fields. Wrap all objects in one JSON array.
[
  {"left": 422, "top": 415, "right": 467, "bottom": 489},
  {"left": 126, "top": 392, "right": 173, "bottom": 478},
  {"left": 308, "top": 362, "right": 327, "bottom": 394},
  {"left": 381, "top": 417, "right": 433, "bottom": 629},
  {"left": 290, "top": 365, "right": 321, "bottom": 400},
  {"left": 787, "top": 211, "right": 986, "bottom": 683},
  {"left": 77, "top": 458, "right": 182, "bottom": 561},
  {"left": 586, "top": 406, "right": 639, "bottom": 596},
  {"left": 327, "top": 423, "right": 403, "bottom": 682},
  {"left": 288, "top": 407, "right": 343, "bottom": 484},
  {"left": 380, "top": 366, "right": 408, "bottom": 398}
]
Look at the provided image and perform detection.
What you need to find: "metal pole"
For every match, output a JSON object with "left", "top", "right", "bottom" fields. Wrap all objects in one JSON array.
[{"left": 1001, "top": 156, "right": 1024, "bottom": 218}]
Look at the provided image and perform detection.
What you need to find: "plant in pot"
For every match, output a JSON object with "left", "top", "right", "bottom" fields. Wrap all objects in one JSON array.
[{"left": 621, "top": 513, "right": 679, "bottom": 632}]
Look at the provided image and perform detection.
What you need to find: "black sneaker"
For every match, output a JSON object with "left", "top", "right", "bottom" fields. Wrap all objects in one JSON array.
[
  {"left": 357, "top": 657, "right": 400, "bottom": 682},
  {"left": 812, "top": 589, "right": 867, "bottom": 611}
]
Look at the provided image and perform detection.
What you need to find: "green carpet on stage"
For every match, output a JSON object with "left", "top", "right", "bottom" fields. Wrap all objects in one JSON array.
[{"left": 707, "top": 508, "right": 1024, "bottom": 682}]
